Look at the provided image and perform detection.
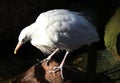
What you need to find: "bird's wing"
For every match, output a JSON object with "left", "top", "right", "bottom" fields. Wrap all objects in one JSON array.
[{"left": 43, "top": 10, "right": 99, "bottom": 49}]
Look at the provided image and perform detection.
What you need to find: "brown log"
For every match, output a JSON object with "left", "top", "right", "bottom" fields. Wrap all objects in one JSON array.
[{"left": 16, "top": 60, "right": 84, "bottom": 83}]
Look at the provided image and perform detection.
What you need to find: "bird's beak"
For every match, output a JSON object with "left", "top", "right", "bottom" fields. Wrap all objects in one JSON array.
[{"left": 14, "top": 42, "right": 23, "bottom": 54}]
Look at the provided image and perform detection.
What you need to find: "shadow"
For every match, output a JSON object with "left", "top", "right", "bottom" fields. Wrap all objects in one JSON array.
[
  {"left": 86, "top": 45, "right": 97, "bottom": 83},
  {"left": 63, "top": 65, "right": 86, "bottom": 83},
  {"left": 91, "top": 73, "right": 115, "bottom": 83},
  {"left": 34, "top": 64, "right": 49, "bottom": 83},
  {"left": 116, "top": 33, "right": 120, "bottom": 56}
]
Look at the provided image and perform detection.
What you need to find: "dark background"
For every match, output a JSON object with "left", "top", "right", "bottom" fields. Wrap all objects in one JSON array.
[{"left": 0, "top": 0, "right": 120, "bottom": 78}]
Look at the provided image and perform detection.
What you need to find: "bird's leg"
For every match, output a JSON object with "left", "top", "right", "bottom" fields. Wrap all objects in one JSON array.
[
  {"left": 49, "top": 51, "right": 69, "bottom": 79},
  {"left": 41, "top": 48, "right": 59, "bottom": 66}
]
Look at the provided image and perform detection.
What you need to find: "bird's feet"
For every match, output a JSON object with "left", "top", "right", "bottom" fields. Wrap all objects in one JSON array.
[
  {"left": 40, "top": 58, "right": 51, "bottom": 66},
  {"left": 35, "top": 58, "right": 51, "bottom": 66},
  {"left": 48, "top": 65, "right": 64, "bottom": 79}
]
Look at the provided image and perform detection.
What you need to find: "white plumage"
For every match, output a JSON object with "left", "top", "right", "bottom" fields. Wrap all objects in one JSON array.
[{"left": 14, "top": 9, "right": 99, "bottom": 79}]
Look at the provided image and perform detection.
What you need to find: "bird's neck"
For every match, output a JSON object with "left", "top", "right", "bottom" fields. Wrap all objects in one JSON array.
[{"left": 26, "top": 23, "right": 37, "bottom": 39}]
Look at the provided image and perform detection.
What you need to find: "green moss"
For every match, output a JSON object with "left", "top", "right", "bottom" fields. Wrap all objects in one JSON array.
[{"left": 104, "top": 7, "right": 120, "bottom": 57}]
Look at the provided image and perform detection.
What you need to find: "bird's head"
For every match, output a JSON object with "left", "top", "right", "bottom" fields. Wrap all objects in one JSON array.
[{"left": 14, "top": 27, "right": 31, "bottom": 54}]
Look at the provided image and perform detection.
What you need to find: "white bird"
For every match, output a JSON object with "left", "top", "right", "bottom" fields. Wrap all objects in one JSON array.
[{"left": 14, "top": 9, "right": 99, "bottom": 79}]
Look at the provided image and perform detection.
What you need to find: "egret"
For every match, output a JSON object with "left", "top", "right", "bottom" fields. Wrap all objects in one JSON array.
[{"left": 14, "top": 9, "right": 99, "bottom": 79}]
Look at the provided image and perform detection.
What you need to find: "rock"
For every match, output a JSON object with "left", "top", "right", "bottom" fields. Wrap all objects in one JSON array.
[
  {"left": 15, "top": 60, "right": 85, "bottom": 83},
  {"left": 72, "top": 49, "right": 120, "bottom": 83}
]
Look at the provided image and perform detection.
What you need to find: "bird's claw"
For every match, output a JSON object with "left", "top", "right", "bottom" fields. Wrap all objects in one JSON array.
[
  {"left": 48, "top": 66, "right": 64, "bottom": 79},
  {"left": 40, "top": 58, "right": 50, "bottom": 66},
  {"left": 35, "top": 58, "right": 50, "bottom": 66},
  {"left": 49, "top": 66, "right": 60, "bottom": 73}
]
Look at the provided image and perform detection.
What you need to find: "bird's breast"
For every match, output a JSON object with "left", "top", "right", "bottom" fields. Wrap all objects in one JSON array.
[{"left": 30, "top": 34, "right": 57, "bottom": 54}]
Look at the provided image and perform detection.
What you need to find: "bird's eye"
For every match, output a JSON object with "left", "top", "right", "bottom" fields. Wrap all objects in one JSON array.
[{"left": 21, "top": 36, "right": 28, "bottom": 42}]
